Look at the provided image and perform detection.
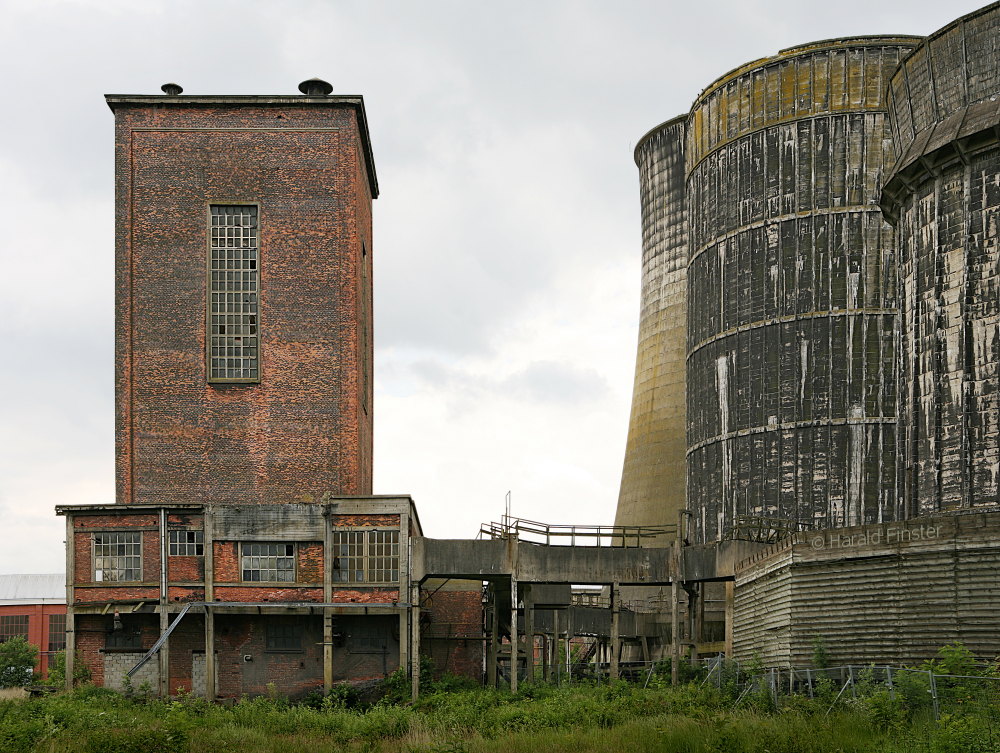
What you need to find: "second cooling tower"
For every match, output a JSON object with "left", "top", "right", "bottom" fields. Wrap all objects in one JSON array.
[{"left": 685, "top": 37, "right": 919, "bottom": 542}]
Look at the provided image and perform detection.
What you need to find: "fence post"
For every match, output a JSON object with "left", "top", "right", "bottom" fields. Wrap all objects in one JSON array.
[
  {"left": 886, "top": 665, "right": 895, "bottom": 700},
  {"left": 848, "top": 665, "right": 857, "bottom": 699},
  {"left": 929, "top": 670, "right": 940, "bottom": 721},
  {"left": 806, "top": 668, "right": 814, "bottom": 698}
]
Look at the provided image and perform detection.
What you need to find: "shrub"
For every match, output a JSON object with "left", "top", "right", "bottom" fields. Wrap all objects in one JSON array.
[
  {"left": 82, "top": 725, "right": 188, "bottom": 753},
  {"left": 811, "top": 635, "right": 830, "bottom": 669},
  {"left": 924, "top": 642, "right": 980, "bottom": 677},
  {"left": 0, "top": 637, "right": 37, "bottom": 688},
  {"left": 41, "top": 650, "right": 91, "bottom": 687}
]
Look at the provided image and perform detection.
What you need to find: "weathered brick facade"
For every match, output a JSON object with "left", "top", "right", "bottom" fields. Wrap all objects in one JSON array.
[
  {"left": 111, "top": 92, "right": 376, "bottom": 507},
  {"left": 57, "top": 82, "right": 483, "bottom": 700}
]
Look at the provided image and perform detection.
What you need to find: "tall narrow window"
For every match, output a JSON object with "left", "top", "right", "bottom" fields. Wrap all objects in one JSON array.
[
  {"left": 209, "top": 205, "right": 259, "bottom": 382},
  {"left": 48, "top": 613, "right": 66, "bottom": 653}
]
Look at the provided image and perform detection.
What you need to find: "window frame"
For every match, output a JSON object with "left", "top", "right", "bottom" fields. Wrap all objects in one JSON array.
[
  {"left": 264, "top": 620, "right": 303, "bottom": 653},
  {"left": 207, "top": 202, "right": 261, "bottom": 384},
  {"left": 47, "top": 613, "right": 67, "bottom": 653},
  {"left": 0, "top": 614, "right": 29, "bottom": 643},
  {"left": 331, "top": 528, "right": 401, "bottom": 586},
  {"left": 92, "top": 531, "right": 143, "bottom": 583},
  {"left": 168, "top": 529, "right": 204, "bottom": 557},
  {"left": 240, "top": 542, "right": 296, "bottom": 583}
]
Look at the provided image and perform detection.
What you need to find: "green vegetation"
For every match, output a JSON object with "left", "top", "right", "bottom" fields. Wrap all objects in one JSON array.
[
  {"left": 0, "top": 677, "right": 991, "bottom": 753},
  {"left": 5, "top": 644, "right": 1000, "bottom": 752},
  {"left": 0, "top": 636, "right": 38, "bottom": 688}
]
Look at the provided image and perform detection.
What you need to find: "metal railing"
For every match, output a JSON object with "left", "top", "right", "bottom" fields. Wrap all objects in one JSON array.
[{"left": 478, "top": 514, "right": 675, "bottom": 547}]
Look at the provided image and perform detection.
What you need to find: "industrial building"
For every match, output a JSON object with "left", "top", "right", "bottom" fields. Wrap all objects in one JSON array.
[
  {"left": 56, "top": 2, "right": 1000, "bottom": 698},
  {"left": 0, "top": 574, "right": 66, "bottom": 679},
  {"left": 57, "top": 80, "right": 480, "bottom": 698}
]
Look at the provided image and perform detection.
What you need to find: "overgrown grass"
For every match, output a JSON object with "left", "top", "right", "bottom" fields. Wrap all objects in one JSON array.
[{"left": 2, "top": 679, "right": 998, "bottom": 753}]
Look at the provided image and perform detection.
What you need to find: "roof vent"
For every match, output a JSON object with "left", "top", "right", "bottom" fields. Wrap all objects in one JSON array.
[
  {"left": 161, "top": 83, "right": 183, "bottom": 96},
  {"left": 298, "top": 77, "right": 333, "bottom": 96}
]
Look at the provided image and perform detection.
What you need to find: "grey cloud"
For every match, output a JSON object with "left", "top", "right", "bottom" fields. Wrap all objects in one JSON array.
[{"left": 500, "top": 361, "right": 609, "bottom": 405}]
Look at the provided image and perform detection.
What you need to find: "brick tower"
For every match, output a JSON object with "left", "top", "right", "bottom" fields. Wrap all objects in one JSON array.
[{"left": 110, "top": 79, "right": 375, "bottom": 506}]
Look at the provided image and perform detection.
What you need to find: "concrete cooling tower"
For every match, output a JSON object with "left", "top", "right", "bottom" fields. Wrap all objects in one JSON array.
[
  {"left": 684, "top": 37, "right": 919, "bottom": 542},
  {"left": 881, "top": 4, "right": 1000, "bottom": 515},
  {"left": 614, "top": 115, "right": 688, "bottom": 535}
]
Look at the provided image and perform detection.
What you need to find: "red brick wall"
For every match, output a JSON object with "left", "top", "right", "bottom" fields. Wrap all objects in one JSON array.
[
  {"left": 298, "top": 542, "right": 323, "bottom": 583},
  {"left": 331, "top": 589, "right": 399, "bottom": 603},
  {"left": 215, "top": 614, "right": 324, "bottom": 698},
  {"left": 213, "top": 587, "right": 324, "bottom": 602},
  {"left": 113, "top": 101, "right": 374, "bottom": 507},
  {"left": 0, "top": 603, "right": 66, "bottom": 678},
  {"left": 330, "top": 514, "right": 399, "bottom": 527},
  {"left": 72, "top": 515, "right": 162, "bottom": 598},
  {"left": 421, "top": 587, "right": 483, "bottom": 680},
  {"left": 167, "top": 556, "right": 203, "bottom": 582},
  {"left": 166, "top": 614, "right": 204, "bottom": 695},
  {"left": 74, "top": 613, "right": 160, "bottom": 687}
]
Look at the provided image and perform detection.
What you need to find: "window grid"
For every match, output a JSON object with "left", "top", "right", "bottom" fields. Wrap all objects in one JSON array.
[
  {"left": 169, "top": 530, "right": 204, "bottom": 556},
  {"left": 331, "top": 531, "right": 366, "bottom": 583},
  {"left": 94, "top": 532, "right": 142, "bottom": 582},
  {"left": 265, "top": 622, "right": 301, "bottom": 651},
  {"left": 48, "top": 614, "right": 66, "bottom": 653},
  {"left": 332, "top": 529, "right": 400, "bottom": 584},
  {"left": 368, "top": 530, "right": 400, "bottom": 583},
  {"left": 210, "top": 205, "right": 259, "bottom": 381},
  {"left": 241, "top": 543, "right": 295, "bottom": 582},
  {"left": 0, "top": 614, "right": 29, "bottom": 643}
]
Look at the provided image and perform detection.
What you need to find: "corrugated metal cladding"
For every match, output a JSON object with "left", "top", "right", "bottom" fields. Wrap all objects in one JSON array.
[
  {"left": 734, "top": 511, "right": 1000, "bottom": 667},
  {"left": 685, "top": 39, "right": 919, "bottom": 543},
  {"left": 614, "top": 115, "right": 688, "bottom": 535},
  {"left": 882, "top": 4, "right": 1000, "bottom": 516}
]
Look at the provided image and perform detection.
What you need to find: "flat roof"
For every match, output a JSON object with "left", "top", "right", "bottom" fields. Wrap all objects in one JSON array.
[{"left": 105, "top": 93, "right": 379, "bottom": 199}]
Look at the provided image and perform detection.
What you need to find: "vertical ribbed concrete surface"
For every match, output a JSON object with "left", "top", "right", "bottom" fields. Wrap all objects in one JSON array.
[
  {"left": 685, "top": 38, "right": 918, "bottom": 542},
  {"left": 615, "top": 116, "right": 688, "bottom": 534},
  {"left": 882, "top": 3, "right": 1000, "bottom": 514}
]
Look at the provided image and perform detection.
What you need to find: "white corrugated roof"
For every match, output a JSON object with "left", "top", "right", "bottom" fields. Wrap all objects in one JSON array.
[{"left": 0, "top": 574, "right": 65, "bottom": 605}]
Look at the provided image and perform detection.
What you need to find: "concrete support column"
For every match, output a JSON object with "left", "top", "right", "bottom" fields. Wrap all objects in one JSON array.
[
  {"left": 203, "top": 508, "right": 215, "bottom": 700},
  {"left": 671, "top": 577, "right": 680, "bottom": 686},
  {"left": 323, "top": 611, "right": 334, "bottom": 693},
  {"left": 686, "top": 584, "right": 699, "bottom": 664},
  {"left": 509, "top": 576, "right": 518, "bottom": 692},
  {"left": 487, "top": 589, "right": 498, "bottom": 687},
  {"left": 158, "top": 508, "right": 170, "bottom": 698},
  {"left": 724, "top": 580, "right": 735, "bottom": 658},
  {"left": 64, "top": 514, "right": 75, "bottom": 693},
  {"left": 410, "top": 583, "right": 421, "bottom": 700},
  {"left": 323, "top": 506, "right": 333, "bottom": 694},
  {"left": 610, "top": 582, "right": 620, "bottom": 680},
  {"left": 398, "top": 611, "right": 408, "bottom": 686},
  {"left": 204, "top": 607, "right": 216, "bottom": 700},
  {"left": 565, "top": 610, "right": 572, "bottom": 680},
  {"left": 524, "top": 585, "right": 534, "bottom": 683},
  {"left": 550, "top": 609, "right": 559, "bottom": 683}
]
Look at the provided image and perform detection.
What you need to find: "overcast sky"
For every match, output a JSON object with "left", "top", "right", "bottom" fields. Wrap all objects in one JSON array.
[{"left": 0, "top": 0, "right": 985, "bottom": 573}]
